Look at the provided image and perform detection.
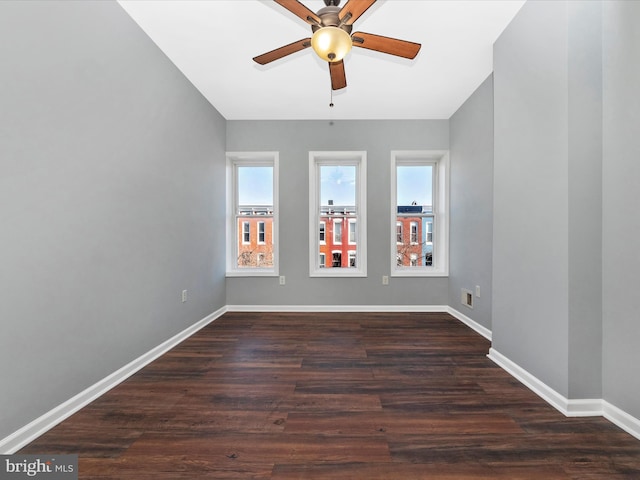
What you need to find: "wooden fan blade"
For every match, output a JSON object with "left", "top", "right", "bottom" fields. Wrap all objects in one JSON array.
[
  {"left": 253, "top": 38, "right": 312, "bottom": 65},
  {"left": 338, "top": 0, "right": 376, "bottom": 26},
  {"left": 274, "top": 0, "right": 321, "bottom": 25},
  {"left": 352, "top": 31, "right": 421, "bottom": 59},
  {"left": 329, "top": 60, "right": 347, "bottom": 90}
]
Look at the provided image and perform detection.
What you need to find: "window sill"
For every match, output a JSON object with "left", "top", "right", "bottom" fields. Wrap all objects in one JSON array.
[
  {"left": 226, "top": 270, "right": 278, "bottom": 278},
  {"left": 392, "top": 268, "right": 448, "bottom": 278}
]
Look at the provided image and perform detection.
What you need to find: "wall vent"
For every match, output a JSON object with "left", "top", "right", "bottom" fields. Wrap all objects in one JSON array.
[{"left": 461, "top": 288, "right": 474, "bottom": 309}]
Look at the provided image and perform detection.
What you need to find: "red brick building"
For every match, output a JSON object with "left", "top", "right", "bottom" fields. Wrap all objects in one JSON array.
[
  {"left": 236, "top": 207, "right": 273, "bottom": 268},
  {"left": 318, "top": 206, "right": 358, "bottom": 268}
]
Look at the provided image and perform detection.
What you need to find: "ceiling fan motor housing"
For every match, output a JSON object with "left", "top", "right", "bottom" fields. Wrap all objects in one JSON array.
[{"left": 311, "top": 6, "right": 352, "bottom": 34}]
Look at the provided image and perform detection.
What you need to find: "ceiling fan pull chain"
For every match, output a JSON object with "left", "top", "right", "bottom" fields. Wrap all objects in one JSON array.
[{"left": 329, "top": 87, "right": 334, "bottom": 108}]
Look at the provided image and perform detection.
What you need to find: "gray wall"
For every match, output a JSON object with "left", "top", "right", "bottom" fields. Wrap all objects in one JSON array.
[
  {"left": 493, "top": 0, "right": 603, "bottom": 399},
  {"left": 226, "top": 120, "right": 449, "bottom": 306},
  {"left": 602, "top": 0, "right": 640, "bottom": 419},
  {"left": 493, "top": 0, "right": 571, "bottom": 396},
  {"left": 0, "top": 1, "right": 227, "bottom": 440},
  {"left": 448, "top": 75, "right": 494, "bottom": 330},
  {"left": 567, "top": 0, "right": 602, "bottom": 400}
]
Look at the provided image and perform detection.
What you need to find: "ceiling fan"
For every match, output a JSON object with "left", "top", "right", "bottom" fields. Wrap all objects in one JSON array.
[{"left": 253, "top": 0, "right": 421, "bottom": 90}]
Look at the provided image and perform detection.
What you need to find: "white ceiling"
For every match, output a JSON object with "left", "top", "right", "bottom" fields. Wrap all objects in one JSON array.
[{"left": 117, "top": 0, "right": 525, "bottom": 120}]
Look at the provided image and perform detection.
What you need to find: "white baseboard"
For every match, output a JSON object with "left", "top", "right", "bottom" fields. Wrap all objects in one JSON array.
[
  {"left": 446, "top": 307, "right": 492, "bottom": 341},
  {"left": 603, "top": 400, "right": 640, "bottom": 441},
  {"left": 488, "top": 347, "right": 640, "bottom": 441},
  {"left": 226, "top": 304, "right": 449, "bottom": 313},
  {"left": 0, "top": 306, "right": 227, "bottom": 454}
]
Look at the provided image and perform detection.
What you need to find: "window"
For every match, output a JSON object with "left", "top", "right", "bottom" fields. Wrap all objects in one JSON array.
[
  {"left": 226, "top": 152, "right": 279, "bottom": 276},
  {"left": 334, "top": 219, "right": 342, "bottom": 244},
  {"left": 410, "top": 222, "right": 418, "bottom": 244},
  {"left": 391, "top": 151, "right": 449, "bottom": 276},
  {"left": 319, "top": 253, "right": 326, "bottom": 268},
  {"left": 242, "top": 222, "right": 250, "bottom": 244},
  {"left": 348, "top": 219, "right": 357, "bottom": 245},
  {"left": 309, "top": 151, "right": 367, "bottom": 277}
]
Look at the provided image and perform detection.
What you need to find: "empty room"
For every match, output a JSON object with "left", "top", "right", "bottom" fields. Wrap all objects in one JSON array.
[{"left": 1, "top": 0, "right": 639, "bottom": 478}]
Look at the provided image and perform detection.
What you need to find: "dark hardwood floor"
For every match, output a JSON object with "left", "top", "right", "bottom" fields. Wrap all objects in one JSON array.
[{"left": 20, "top": 312, "right": 640, "bottom": 479}]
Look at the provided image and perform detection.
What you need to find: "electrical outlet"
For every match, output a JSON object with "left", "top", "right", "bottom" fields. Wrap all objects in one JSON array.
[
  {"left": 182, "top": 290, "right": 188, "bottom": 303},
  {"left": 279, "top": 276, "right": 286, "bottom": 286},
  {"left": 382, "top": 276, "right": 389, "bottom": 285}
]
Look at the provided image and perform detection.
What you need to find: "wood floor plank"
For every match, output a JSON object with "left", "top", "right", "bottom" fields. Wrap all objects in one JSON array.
[{"left": 18, "top": 312, "right": 640, "bottom": 479}]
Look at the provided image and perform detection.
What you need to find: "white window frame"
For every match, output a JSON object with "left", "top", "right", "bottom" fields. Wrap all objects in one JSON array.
[
  {"left": 390, "top": 151, "right": 449, "bottom": 277},
  {"left": 309, "top": 151, "right": 367, "bottom": 277},
  {"left": 396, "top": 222, "right": 403, "bottom": 244},
  {"left": 319, "top": 253, "right": 326, "bottom": 268},
  {"left": 226, "top": 152, "right": 279, "bottom": 277},
  {"left": 319, "top": 222, "right": 326, "bottom": 245},
  {"left": 258, "top": 221, "right": 266, "bottom": 244}
]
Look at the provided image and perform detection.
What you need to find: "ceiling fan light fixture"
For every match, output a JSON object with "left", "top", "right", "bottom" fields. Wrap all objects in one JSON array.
[{"left": 311, "top": 26, "right": 352, "bottom": 62}]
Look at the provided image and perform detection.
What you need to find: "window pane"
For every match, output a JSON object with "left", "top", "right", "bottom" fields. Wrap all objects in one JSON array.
[
  {"left": 396, "top": 163, "right": 434, "bottom": 269},
  {"left": 238, "top": 166, "right": 273, "bottom": 206},
  {"left": 396, "top": 165, "right": 433, "bottom": 212},
  {"left": 320, "top": 165, "right": 356, "bottom": 206},
  {"left": 236, "top": 165, "right": 273, "bottom": 269}
]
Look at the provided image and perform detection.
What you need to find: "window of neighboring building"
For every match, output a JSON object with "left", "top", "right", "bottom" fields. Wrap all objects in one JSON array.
[
  {"left": 242, "top": 222, "right": 250, "bottom": 244},
  {"left": 334, "top": 219, "right": 342, "bottom": 244},
  {"left": 319, "top": 253, "right": 326, "bottom": 268},
  {"left": 410, "top": 222, "right": 418, "bottom": 244},
  {"left": 348, "top": 219, "right": 357, "bottom": 245},
  {"left": 226, "top": 152, "right": 279, "bottom": 276},
  {"left": 391, "top": 151, "right": 449, "bottom": 277},
  {"left": 348, "top": 251, "right": 357, "bottom": 267},
  {"left": 309, "top": 151, "right": 367, "bottom": 277}
]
